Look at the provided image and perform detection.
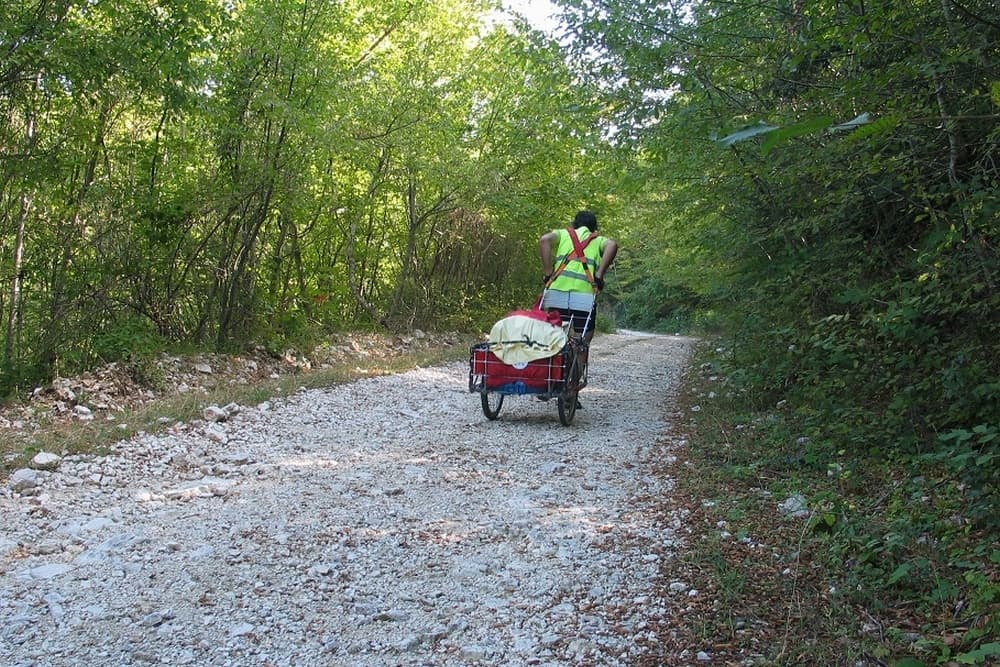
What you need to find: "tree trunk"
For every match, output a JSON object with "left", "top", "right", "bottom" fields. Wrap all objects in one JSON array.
[
  {"left": 346, "top": 149, "right": 391, "bottom": 329},
  {"left": 4, "top": 192, "right": 29, "bottom": 366}
]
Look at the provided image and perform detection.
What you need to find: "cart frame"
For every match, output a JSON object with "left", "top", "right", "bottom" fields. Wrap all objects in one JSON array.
[{"left": 468, "top": 337, "right": 588, "bottom": 426}]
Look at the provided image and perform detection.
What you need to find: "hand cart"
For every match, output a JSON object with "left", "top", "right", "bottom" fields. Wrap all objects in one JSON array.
[
  {"left": 472, "top": 227, "right": 601, "bottom": 426},
  {"left": 468, "top": 336, "right": 588, "bottom": 426}
]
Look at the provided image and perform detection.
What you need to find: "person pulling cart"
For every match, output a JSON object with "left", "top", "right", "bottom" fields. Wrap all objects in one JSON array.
[
  {"left": 537, "top": 210, "right": 619, "bottom": 407},
  {"left": 468, "top": 211, "right": 618, "bottom": 425}
]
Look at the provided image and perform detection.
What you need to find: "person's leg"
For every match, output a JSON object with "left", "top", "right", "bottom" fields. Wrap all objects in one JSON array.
[
  {"left": 580, "top": 310, "right": 594, "bottom": 378},
  {"left": 567, "top": 309, "right": 592, "bottom": 409},
  {"left": 574, "top": 305, "right": 596, "bottom": 361},
  {"left": 583, "top": 303, "right": 597, "bottom": 344}
]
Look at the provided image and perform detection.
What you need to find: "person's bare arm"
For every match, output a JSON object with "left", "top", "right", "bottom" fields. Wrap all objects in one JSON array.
[
  {"left": 596, "top": 239, "right": 618, "bottom": 280},
  {"left": 539, "top": 231, "right": 559, "bottom": 277}
]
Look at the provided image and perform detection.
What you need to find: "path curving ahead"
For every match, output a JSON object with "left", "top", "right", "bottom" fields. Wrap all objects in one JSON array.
[{"left": 1, "top": 332, "right": 694, "bottom": 667}]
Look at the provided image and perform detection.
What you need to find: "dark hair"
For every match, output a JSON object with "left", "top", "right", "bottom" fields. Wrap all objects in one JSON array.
[{"left": 574, "top": 210, "right": 598, "bottom": 232}]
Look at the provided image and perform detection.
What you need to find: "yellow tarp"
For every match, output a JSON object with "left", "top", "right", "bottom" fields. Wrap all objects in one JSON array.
[{"left": 488, "top": 314, "right": 567, "bottom": 364}]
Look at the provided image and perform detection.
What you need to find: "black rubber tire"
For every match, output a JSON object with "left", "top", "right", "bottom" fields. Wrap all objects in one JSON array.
[
  {"left": 481, "top": 392, "right": 504, "bottom": 420},
  {"left": 557, "top": 352, "right": 580, "bottom": 426},
  {"left": 557, "top": 391, "right": 577, "bottom": 425}
]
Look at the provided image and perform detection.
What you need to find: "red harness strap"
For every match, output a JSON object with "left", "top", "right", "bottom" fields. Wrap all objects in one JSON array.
[
  {"left": 542, "top": 227, "right": 600, "bottom": 294},
  {"left": 566, "top": 227, "right": 598, "bottom": 291}
]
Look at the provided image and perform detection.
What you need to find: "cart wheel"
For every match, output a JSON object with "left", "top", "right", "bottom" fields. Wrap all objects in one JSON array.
[
  {"left": 481, "top": 392, "right": 504, "bottom": 420},
  {"left": 557, "top": 392, "right": 577, "bottom": 425},
  {"left": 557, "top": 353, "right": 580, "bottom": 426}
]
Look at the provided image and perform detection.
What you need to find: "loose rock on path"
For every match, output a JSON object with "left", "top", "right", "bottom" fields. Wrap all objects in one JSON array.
[{"left": 1, "top": 331, "right": 695, "bottom": 667}]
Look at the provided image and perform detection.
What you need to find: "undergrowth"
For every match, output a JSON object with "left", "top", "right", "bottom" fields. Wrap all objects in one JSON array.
[{"left": 664, "top": 340, "right": 999, "bottom": 667}]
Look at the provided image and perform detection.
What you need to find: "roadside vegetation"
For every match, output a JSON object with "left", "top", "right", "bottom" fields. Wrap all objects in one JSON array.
[
  {"left": 655, "top": 340, "right": 997, "bottom": 665},
  {"left": 572, "top": 1, "right": 998, "bottom": 663}
]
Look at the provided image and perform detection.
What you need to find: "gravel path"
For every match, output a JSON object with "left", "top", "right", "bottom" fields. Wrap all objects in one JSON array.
[{"left": 1, "top": 331, "right": 695, "bottom": 667}]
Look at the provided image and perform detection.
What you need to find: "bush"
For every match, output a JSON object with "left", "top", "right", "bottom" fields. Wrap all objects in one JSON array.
[{"left": 92, "top": 316, "right": 166, "bottom": 363}]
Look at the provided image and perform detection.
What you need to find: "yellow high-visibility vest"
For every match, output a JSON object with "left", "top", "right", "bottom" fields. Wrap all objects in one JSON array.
[{"left": 549, "top": 227, "right": 605, "bottom": 293}]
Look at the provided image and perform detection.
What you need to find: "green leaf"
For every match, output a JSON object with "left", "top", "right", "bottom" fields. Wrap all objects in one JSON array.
[
  {"left": 717, "top": 122, "right": 778, "bottom": 147},
  {"left": 761, "top": 116, "right": 834, "bottom": 155},
  {"left": 991, "top": 81, "right": 1000, "bottom": 107},
  {"left": 887, "top": 562, "right": 911, "bottom": 585},
  {"left": 940, "top": 429, "right": 973, "bottom": 443},
  {"left": 840, "top": 114, "right": 902, "bottom": 143},
  {"left": 892, "top": 658, "right": 927, "bottom": 667},
  {"left": 956, "top": 642, "right": 1000, "bottom": 664},
  {"left": 835, "top": 287, "right": 868, "bottom": 304}
]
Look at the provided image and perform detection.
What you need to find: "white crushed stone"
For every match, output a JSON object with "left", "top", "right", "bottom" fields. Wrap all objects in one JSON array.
[{"left": 1, "top": 332, "right": 694, "bottom": 666}]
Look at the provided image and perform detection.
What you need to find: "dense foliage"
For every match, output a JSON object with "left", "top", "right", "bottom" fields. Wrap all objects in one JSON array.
[
  {"left": 0, "top": 0, "right": 616, "bottom": 390},
  {"left": 554, "top": 0, "right": 998, "bottom": 661}
]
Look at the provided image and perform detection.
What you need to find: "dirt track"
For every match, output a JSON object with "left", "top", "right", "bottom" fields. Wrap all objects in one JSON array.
[{"left": 1, "top": 331, "right": 695, "bottom": 667}]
